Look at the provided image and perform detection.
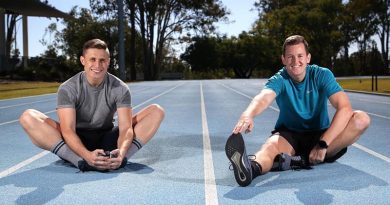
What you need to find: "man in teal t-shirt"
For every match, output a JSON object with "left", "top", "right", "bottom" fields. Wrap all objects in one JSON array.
[{"left": 225, "top": 35, "right": 371, "bottom": 187}]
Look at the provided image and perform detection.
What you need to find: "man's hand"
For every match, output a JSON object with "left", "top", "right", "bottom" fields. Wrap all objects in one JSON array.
[
  {"left": 107, "top": 149, "right": 125, "bottom": 170},
  {"left": 309, "top": 146, "right": 327, "bottom": 165},
  {"left": 85, "top": 149, "right": 110, "bottom": 171},
  {"left": 233, "top": 116, "right": 254, "bottom": 134}
]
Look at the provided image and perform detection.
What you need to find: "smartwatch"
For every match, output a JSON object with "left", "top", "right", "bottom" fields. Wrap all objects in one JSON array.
[{"left": 318, "top": 140, "right": 328, "bottom": 149}]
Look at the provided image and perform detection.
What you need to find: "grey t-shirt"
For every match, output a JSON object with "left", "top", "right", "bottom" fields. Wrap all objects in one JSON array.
[{"left": 57, "top": 71, "right": 131, "bottom": 130}]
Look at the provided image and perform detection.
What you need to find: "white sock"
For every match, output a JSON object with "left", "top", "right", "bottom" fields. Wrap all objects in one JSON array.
[
  {"left": 126, "top": 138, "right": 144, "bottom": 158},
  {"left": 51, "top": 140, "right": 82, "bottom": 168}
]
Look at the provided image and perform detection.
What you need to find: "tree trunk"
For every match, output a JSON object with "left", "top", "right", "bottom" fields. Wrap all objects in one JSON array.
[
  {"left": 129, "top": 0, "right": 136, "bottom": 81},
  {"left": 137, "top": 0, "right": 151, "bottom": 80},
  {"left": 6, "top": 14, "right": 18, "bottom": 58}
]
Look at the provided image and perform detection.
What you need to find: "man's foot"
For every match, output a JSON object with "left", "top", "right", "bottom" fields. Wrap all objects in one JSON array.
[
  {"left": 119, "top": 157, "right": 128, "bottom": 169},
  {"left": 325, "top": 147, "right": 348, "bottom": 163},
  {"left": 272, "top": 153, "right": 311, "bottom": 171},
  {"left": 78, "top": 157, "right": 128, "bottom": 172},
  {"left": 78, "top": 160, "right": 100, "bottom": 172},
  {"left": 225, "top": 133, "right": 253, "bottom": 187}
]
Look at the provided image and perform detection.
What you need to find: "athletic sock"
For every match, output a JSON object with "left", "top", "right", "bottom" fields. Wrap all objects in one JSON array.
[
  {"left": 51, "top": 140, "right": 82, "bottom": 168},
  {"left": 250, "top": 160, "right": 263, "bottom": 178},
  {"left": 125, "top": 138, "right": 144, "bottom": 159}
]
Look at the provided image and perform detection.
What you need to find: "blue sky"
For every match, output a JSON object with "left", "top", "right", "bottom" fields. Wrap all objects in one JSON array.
[{"left": 15, "top": 0, "right": 258, "bottom": 57}]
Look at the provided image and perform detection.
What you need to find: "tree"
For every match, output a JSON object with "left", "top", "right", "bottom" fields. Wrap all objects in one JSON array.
[
  {"left": 346, "top": 0, "right": 382, "bottom": 74},
  {"left": 131, "top": 0, "right": 228, "bottom": 80},
  {"left": 376, "top": 0, "right": 390, "bottom": 70},
  {"left": 254, "top": 0, "right": 345, "bottom": 69},
  {"left": 129, "top": 0, "right": 137, "bottom": 80},
  {"left": 180, "top": 36, "right": 220, "bottom": 72}
]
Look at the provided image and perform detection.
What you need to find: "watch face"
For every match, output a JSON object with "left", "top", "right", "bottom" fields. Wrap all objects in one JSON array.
[{"left": 319, "top": 140, "right": 328, "bottom": 149}]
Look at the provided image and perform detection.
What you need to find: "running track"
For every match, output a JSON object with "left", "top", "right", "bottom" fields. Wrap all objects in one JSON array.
[{"left": 0, "top": 79, "right": 389, "bottom": 204}]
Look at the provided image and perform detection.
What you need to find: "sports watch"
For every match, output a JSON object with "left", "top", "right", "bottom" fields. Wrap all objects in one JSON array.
[{"left": 318, "top": 140, "right": 328, "bottom": 149}]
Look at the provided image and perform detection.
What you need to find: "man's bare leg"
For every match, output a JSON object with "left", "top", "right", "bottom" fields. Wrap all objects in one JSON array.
[
  {"left": 19, "top": 109, "right": 82, "bottom": 167},
  {"left": 254, "top": 135, "right": 295, "bottom": 173},
  {"left": 19, "top": 109, "right": 62, "bottom": 150},
  {"left": 126, "top": 104, "right": 165, "bottom": 158},
  {"left": 326, "top": 110, "right": 370, "bottom": 157}
]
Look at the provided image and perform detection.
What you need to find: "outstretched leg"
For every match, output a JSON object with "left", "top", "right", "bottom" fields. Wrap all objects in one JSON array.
[{"left": 254, "top": 135, "right": 295, "bottom": 173}]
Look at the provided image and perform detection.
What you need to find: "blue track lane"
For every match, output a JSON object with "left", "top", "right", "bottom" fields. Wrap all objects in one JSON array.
[{"left": 0, "top": 79, "right": 389, "bottom": 204}]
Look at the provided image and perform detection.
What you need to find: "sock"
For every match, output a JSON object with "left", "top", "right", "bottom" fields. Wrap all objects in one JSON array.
[
  {"left": 126, "top": 138, "right": 144, "bottom": 159},
  {"left": 51, "top": 140, "right": 82, "bottom": 168},
  {"left": 250, "top": 160, "right": 263, "bottom": 178}
]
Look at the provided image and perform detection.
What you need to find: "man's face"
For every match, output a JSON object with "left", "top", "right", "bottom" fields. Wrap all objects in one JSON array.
[
  {"left": 80, "top": 48, "right": 110, "bottom": 85},
  {"left": 281, "top": 43, "right": 311, "bottom": 82}
]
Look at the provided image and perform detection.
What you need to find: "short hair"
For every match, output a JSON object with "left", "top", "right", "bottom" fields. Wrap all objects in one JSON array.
[
  {"left": 82, "top": 39, "right": 110, "bottom": 56},
  {"left": 282, "top": 35, "right": 309, "bottom": 56}
]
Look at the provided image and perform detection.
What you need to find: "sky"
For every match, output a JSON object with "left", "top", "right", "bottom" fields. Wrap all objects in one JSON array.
[{"left": 15, "top": 0, "right": 258, "bottom": 57}]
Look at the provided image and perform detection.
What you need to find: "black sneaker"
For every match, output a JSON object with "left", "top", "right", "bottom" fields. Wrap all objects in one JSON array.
[
  {"left": 78, "top": 160, "right": 100, "bottom": 172},
  {"left": 119, "top": 157, "right": 128, "bottom": 169},
  {"left": 78, "top": 157, "right": 128, "bottom": 172},
  {"left": 325, "top": 147, "right": 348, "bottom": 163},
  {"left": 225, "top": 133, "right": 253, "bottom": 187},
  {"left": 272, "top": 153, "right": 311, "bottom": 171}
]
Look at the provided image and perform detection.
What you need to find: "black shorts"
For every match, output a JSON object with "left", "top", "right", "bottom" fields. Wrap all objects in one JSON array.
[
  {"left": 76, "top": 127, "right": 119, "bottom": 151},
  {"left": 271, "top": 126, "right": 327, "bottom": 158}
]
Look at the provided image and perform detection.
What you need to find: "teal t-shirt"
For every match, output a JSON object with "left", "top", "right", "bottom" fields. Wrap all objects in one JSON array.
[{"left": 264, "top": 64, "right": 342, "bottom": 132}]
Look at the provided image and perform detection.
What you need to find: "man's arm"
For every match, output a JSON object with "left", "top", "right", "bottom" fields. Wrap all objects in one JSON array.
[
  {"left": 233, "top": 88, "right": 276, "bottom": 134},
  {"left": 321, "top": 91, "right": 353, "bottom": 145},
  {"left": 57, "top": 108, "right": 108, "bottom": 169},
  {"left": 116, "top": 107, "right": 134, "bottom": 160}
]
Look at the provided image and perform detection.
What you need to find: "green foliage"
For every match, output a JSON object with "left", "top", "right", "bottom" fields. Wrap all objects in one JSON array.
[
  {"left": 179, "top": 0, "right": 389, "bottom": 78},
  {"left": 180, "top": 34, "right": 280, "bottom": 78},
  {"left": 184, "top": 69, "right": 235, "bottom": 79}
]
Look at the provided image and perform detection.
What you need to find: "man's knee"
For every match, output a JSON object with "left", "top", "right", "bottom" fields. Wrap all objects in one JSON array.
[
  {"left": 19, "top": 109, "right": 38, "bottom": 128},
  {"left": 149, "top": 104, "right": 165, "bottom": 119},
  {"left": 261, "top": 138, "right": 284, "bottom": 156},
  {"left": 352, "top": 110, "right": 370, "bottom": 131}
]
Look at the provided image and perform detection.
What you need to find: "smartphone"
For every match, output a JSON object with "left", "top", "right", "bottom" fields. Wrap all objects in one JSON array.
[
  {"left": 109, "top": 152, "right": 118, "bottom": 158},
  {"left": 99, "top": 151, "right": 111, "bottom": 157}
]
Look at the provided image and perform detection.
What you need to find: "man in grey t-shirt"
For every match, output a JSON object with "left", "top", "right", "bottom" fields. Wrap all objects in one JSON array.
[{"left": 20, "top": 39, "right": 165, "bottom": 172}]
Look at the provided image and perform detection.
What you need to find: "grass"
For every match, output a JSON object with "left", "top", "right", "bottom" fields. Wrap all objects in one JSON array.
[
  {"left": 0, "top": 78, "right": 389, "bottom": 100},
  {"left": 0, "top": 81, "right": 60, "bottom": 100},
  {"left": 337, "top": 78, "right": 390, "bottom": 94}
]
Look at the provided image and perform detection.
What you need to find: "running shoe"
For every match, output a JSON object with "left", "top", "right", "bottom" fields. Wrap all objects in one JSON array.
[
  {"left": 325, "top": 147, "right": 348, "bottom": 163},
  {"left": 225, "top": 133, "right": 253, "bottom": 187},
  {"left": 78, "top": 157, "right": 127, "bottom": 172},
  {"left": 272, "top": 153, "right": 311, "bottom": 171}
]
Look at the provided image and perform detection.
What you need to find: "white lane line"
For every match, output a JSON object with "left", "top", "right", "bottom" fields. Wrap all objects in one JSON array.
[
  {"left": 0, "top": 93, "right": 56, "bottom": 101},
  {"left": 113, "top": 83, "right": 185, "bottom": 120},
  {"left": 132, "top": 82, "right": 184, "bottom": 109},
  {"left": 200, "top": 82, "right": 218, "bottom": 205},
  {"left": 366, "top": 112, "right": 390, "bottom": 120},
  {"left": 0, "top": 99, "right": 56, "bottom": 109},
  {"left": 218, "top": 82, "right": 280, "bottom": 112},
  {"left": 352, "top": 143, "right": 390, "bottom": 163},
  {"left": 220, "top": 82, "right": 390, "bottom": 164},
  {"left": 0, "top": 82, "right": 185, "bottom": 178},
  {"left": 353, "top": 98, "right": 390, "bottom": 105},
  {"left": 0, "top": 83, "right": 185, "bottom": 126},
  {"left": 0, "top": 110, "right": 56, "bottom": 126},
  {"left": 0, "top": 151, "right": 50, "bottom": 178}
]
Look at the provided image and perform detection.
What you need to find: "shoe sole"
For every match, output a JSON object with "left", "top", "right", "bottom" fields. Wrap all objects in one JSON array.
[{"left": 225, "top": 133, "right": 252, "bottom": 187}]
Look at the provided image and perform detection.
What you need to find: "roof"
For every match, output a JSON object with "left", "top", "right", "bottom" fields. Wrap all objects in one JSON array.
[{"left": 0, "top": 0, "right": 72, "bottom": 19}]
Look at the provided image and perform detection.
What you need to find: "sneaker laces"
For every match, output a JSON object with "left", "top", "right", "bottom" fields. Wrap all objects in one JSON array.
[{"left": 290, "top": 156, "right": 312, "bottom": 170}]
